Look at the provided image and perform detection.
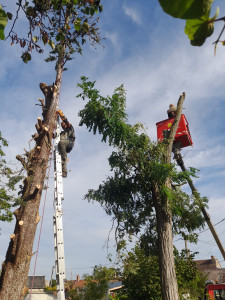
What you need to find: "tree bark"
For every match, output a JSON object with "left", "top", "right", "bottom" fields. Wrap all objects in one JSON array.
[
  {"left": 152, "top": 93, "right": 185, "bottom": 300},
  {"left": 0, "top": 47, "right": 65, "bottom": 300},
  {"left": 153, "top": 184, "right": 179, "bottom": 300}
]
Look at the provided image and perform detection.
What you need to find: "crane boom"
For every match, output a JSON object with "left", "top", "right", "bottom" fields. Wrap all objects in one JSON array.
[{"left": 173, "top": 146, "right": 225, "bottom": 261}]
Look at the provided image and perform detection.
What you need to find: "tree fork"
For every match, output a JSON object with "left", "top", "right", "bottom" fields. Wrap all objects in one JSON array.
[{"left": 0, "top": 48, "right": 64, "bottom": 300}]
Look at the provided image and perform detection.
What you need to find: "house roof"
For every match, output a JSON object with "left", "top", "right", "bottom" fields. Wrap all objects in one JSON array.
[
  {"left": 73, "top": 280, "right": 86, "bottom": 288},
  {"left": 27, "top": 276, "right": 46, "bottom": 289},
  {"left": 68, "top": 278, "right": 123, "bottom": 290},
  {"left": 195, "top": 256, "right": 225, "bottom": 282},
  {"left": 195, "top": 256, "right": 222, "bottom": 271},
  {"left": 108, "top": 280, "right": 123, "bottom": 290}
]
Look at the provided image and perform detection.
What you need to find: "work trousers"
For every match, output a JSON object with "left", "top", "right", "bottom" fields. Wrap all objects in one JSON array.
[{"left": 58, "top": 139, "right": 70, "bottom": 174}]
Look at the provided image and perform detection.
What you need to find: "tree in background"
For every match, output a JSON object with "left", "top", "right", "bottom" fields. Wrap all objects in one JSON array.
[
  {"left": 118, "top": 244, "right": 206, "bottom": 300},
  {"left": 77, "top": 77, "right": 206, "bottom": 300},
  {"left": 67, "top": 266, "right": 117, "bottom": 300},
  {"left": 0, "top": 1, "right": 103, "bottom": 299},
  {"left": 0, "top": 131, "right": 22, "bottom": 224},
  {"left": 82, "top": 266, "right": 116, "bottom": 300}
]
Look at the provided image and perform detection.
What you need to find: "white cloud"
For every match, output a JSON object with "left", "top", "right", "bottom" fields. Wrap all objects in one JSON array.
[
  {"left": 122, "top": 5, "right": 142, "bottom": 25},
  {"left": 184, "top": 145, "right": 225, "bottom": 169},
  {"left": 105, "top": 32, "right": 121, "bottom": 55}
]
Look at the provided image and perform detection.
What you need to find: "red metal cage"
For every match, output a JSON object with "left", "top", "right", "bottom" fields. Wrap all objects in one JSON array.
[{"left": 156, "top": 114, "right": 193, "bottom": 148}]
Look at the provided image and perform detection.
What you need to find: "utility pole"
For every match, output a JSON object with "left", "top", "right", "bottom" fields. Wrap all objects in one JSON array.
[
  {"left": 50, "top": 265, "right": 55, "bottom": 287},
  {"left": 173, "top": 146, "right": 225, "bottom": 261},
  {"left": 184, "top": 240, "right": 189, "bottom": 258},
  {"left": 53, "top": 115, "right": 66, "bottom": 300}
]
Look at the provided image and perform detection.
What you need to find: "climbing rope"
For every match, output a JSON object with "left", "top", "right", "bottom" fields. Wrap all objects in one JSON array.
[{"left": 28, "top": 144, "right": 54, "bottom": 298}]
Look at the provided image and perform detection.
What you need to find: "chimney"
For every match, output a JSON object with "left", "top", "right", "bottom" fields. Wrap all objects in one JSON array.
[
  {"left": 211, "top": 256, "right": 222, "bottom": 269},
  {"left": 76, "top": 274, "right": 80, "bottom": 282}
]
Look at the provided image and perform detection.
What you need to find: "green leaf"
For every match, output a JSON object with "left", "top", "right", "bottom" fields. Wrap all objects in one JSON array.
[
  {"left": 82, "top": 22, "right": 90, "bottom": 32},
  {"left": 32, "top": 36, "right": 38, "bottom": 43},
  {"left": 55, "top": 32, "right": 64, "bottom": 41},
  {"left": 74, "top": 18, "right": 81, "bottom": 31},
  {"left": 158, "top": 0, "right": 214, "bottom": 19},
  {"left": 211, "top": 6, "right": 220, "bottom": 21},
  {"left": 42, "top": 35, "right": 49, "bottom": 45},
  {"left": 6, "top": 12, "right": 13, "bottom": 20},
  {"left": 48, "top": 39, "right": 55, "bottom": 49},
  {"left": 0, "top": 5, "right": 8, "bottom": 40},
  {"left": 185, "top": 12, "right": 214, "bottom": 46},
  {"left": 21, "top": 52, "right": 32, "bottom": 63}
]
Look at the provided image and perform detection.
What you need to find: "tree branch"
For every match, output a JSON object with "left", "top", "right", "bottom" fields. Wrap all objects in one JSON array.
[{"left": 165, "top": 92, "right": 186, "bottom": 164}]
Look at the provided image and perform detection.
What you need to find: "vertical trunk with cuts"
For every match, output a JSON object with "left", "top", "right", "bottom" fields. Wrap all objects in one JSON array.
[
  {"left": 0, "top": 53, "right": 64, "bottom": 300},
  {"left": 152, "top": 93, "right": 186, "bottom": 300},
  {"left": 153, "top": 183, "right": 180, "bottom": 300}
]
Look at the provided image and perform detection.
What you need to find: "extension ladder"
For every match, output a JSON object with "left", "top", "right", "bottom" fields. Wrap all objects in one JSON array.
[{"left": 53, "top": 115, "right": 66, "bottom": 300}]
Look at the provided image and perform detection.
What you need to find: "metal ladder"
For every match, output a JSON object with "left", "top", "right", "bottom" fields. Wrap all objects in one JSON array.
[{"left": 53, "top": 115, "right": 66, "bottom": 300}]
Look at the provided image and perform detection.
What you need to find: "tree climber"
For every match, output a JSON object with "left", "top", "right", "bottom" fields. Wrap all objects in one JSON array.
[
  {"left": 57, "top": 109, "right": 75, "bottom": 178},
  {"left": 167, "top": 104, "right": 177, "bottom": 118}
]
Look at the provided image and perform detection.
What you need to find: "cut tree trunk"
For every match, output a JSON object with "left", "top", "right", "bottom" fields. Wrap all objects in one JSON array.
[
  {"left": 153, "top": 184, "right": 180, "bottom": 300},
  {"left": 151, "top": 93, "right": 186, "bottom": 300},
  {"left": 0, "top": 50, "right": 65, "bottom": 300}
]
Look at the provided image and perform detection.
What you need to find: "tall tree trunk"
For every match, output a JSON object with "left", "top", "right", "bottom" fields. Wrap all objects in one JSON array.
[
  {"left": 152, "top": 93, "right": 186, "bottom": 300},
  {"left": 0, "top": 47, "right": 65, "bottom": 300},
  {"left": 153, "top": 184, "right": 179, "bottom": 300}
]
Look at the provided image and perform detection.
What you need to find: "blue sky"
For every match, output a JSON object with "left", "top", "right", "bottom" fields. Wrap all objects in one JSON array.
[{"left": 1, "top": 0, "right": 225, "bottom": 281}]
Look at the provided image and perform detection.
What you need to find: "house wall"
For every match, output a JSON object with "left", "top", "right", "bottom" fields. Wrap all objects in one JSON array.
[{"left": 24, "top": 293, "right": 57, "bottom": 300}]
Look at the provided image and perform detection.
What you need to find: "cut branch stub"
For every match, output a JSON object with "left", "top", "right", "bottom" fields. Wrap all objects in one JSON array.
[
  {"left": 35, "top": 123, "right": 41, "bottom": 133},
  {"left": 10, "top": 234, "right": 15, "bottom": 240},
  {"left": 36, "top": 213, "right": 41, "bottom": 224},
  {"left": 32, "top": 133, "right": 39, "bottom": 141},
  {"left": 37, "top": 117, "right": 44, "bottom": 131},
  {"left": 16, "top": 155, "right": 27, "bottom": 168}
]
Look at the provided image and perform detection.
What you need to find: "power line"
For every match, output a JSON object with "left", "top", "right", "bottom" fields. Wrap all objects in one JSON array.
[
  {"left": 198, "top": 218, "right": 225, "bottom": 235},
  {"left": 174, "top": 217, "right": 225, "bottom": 243},
  {"left": 66, "top": 263, "right": 115, "bottom": 270}
]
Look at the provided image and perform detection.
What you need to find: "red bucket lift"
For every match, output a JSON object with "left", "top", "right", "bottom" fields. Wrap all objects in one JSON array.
[{"left": 156, "top": 114, "right": 193, "bottom": 148}]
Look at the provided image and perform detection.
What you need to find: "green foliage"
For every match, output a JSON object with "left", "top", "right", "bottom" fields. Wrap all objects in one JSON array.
[
  {"left": 185, "top": 8, "right": 219, "bottom": 46},
  {"left": 158, "top": 0, "right": 213, "bottom": 20},
  {"left": 118, "top": 244, "right": 206, "bottom": 300},
  {"left": 77, "top": 78, "right": 206, "bottom": 248},
  {"left": 21, "top": 51, "right": 32, "bottom": 63},
  {"left": 0, "top": 5, "right": 8, "bottom": 40},
  {"left": 68, "top": 266, "right": 117, "bottom": 300},
  {"left": 121, "top": 245, "right": 161, "bottom": 300},
  {"left": 82, "top": 266, "right": 115, "bottom": 300},
  {"left": 157, "top": 0, "right": 223, "bottom": 47},
  {"left": 0, "top": 131, "right": 22, "bottom": 224},
  {"left": 44, "top": 285, "right": 57, "bottom": 294},
  {"left": 174, "top": 248, "right": 206, "bottom": 298},
  {"left": 3, "top": 0, "right": 103, "bottom": 63},
  {"left": 78, "top": 76, "right": 135, "bottom": 150},
  {"left": 51, "top": 279, "right": 57, "bottom": 287}
]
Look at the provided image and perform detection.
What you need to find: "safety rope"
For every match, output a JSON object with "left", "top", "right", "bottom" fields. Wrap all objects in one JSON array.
[{"left": 29, "top": 148, "right": 54, "bottom": 299}]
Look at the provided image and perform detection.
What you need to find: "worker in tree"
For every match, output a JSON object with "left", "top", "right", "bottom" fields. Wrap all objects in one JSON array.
[
  {"left": 167, "top": 104, "right": 177, "bottom": 119},
  {"left": 57, "top": 110, "right": 75, "bottom": 178}
]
